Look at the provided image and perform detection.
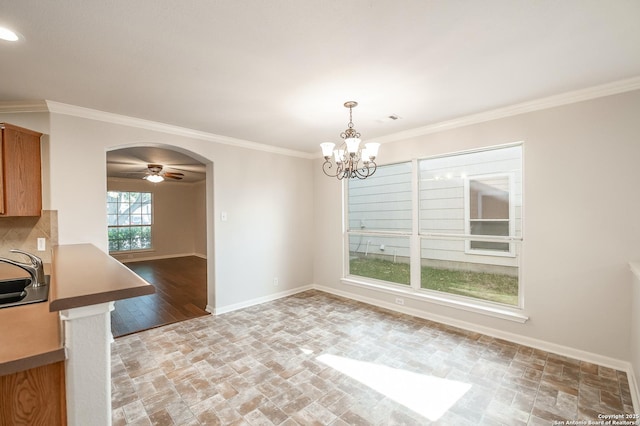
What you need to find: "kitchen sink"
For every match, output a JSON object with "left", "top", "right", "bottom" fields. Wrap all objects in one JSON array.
[{"left": 0, "top": 275, "right": 50, "bottom": 309}]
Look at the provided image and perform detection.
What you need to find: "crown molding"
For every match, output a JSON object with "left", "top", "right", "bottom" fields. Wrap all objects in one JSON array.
[
  {"left": 2, "top": 75, "right": 639, "bottom": 158},
  {"left": 374, "top": 75, "right": 640, "bottom": 144},
  {"left": 44, "top": 100, "right": 314, "bottom": 159},
  {"left": 0, "top": 100, "right": 48, "bottom": 113}
]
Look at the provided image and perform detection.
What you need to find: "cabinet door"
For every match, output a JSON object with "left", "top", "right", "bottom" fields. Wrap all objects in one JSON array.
[
  {"left": 1, "top": 124, "right": 43, "bottom": 216},
  {"left": 0, "top": 361, "right": 67, "bottom": 426}
]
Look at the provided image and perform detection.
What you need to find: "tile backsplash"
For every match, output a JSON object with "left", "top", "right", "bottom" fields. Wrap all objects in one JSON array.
[{"left": 0, "top": 210, "right": 58, "bottom": 263}]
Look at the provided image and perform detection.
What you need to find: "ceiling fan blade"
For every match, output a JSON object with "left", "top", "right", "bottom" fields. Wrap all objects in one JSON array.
[
  {"left": 164, "top": 171, "right": 184, "bottom": 177},
  {"left": 164, "top": 174, "right": 183, "bottom": 180},
  {"left": 165, "top": 164, "right": 205, "bottom": 173}
]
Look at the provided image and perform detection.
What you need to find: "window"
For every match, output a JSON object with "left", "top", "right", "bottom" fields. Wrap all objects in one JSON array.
[
  {"left": 347, "top": 162, "right": 412, "bottom": 286},
  {"left": 107, "top": 191, "right": 153, "bottom": 252},
  {"left": 346, "top": 144, "right": 523, "bottom": 309},
  {"left": 466, "top": 174, "right": 512, "bottom": 254}
]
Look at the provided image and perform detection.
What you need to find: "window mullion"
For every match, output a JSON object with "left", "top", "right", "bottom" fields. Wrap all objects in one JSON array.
[{"left": 410, "top": 159, "right": 420, "bottom": 290}]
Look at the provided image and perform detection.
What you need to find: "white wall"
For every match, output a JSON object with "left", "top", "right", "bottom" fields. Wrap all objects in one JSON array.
[
  {"left": 43, "top": 112, "right": 314, "bottom": 311},
  {"left": 107, "top": 177, "right": 206, "bottom": 262},
  {"left": 314, "top": 89, "right": 640, "bottom": 363}
]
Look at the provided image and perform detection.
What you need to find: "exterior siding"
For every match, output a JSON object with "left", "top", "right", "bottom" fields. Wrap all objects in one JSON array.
[{"left": 348, "top": 145, "right": 522, "bottom": 271}]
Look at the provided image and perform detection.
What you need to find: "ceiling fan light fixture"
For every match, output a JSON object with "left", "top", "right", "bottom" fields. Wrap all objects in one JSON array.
[{"left": 144, "top": 174, "right": 164, "bottom": 183}]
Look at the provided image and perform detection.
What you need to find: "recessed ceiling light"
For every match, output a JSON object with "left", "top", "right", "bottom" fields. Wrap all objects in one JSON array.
[{"left": 0, "top": 27, "right": 19, "bottom": 42}]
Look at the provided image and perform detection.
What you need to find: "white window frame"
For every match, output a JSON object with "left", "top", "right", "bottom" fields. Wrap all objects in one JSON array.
[
  {"left": 463, "top": 172, "right": 516, "bottom": 257},
  {"left": 344, "top": 160, "right": 413, "bottom": 287},
  {"left": 107, "top": 191, "right": 154, "bottom": 253},
  {"left": 342, "top": 143, "right": 526, "bottom": 323}
]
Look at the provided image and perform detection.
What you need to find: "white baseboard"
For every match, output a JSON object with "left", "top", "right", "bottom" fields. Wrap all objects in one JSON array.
[
  {"left": 627, "top": 365, "right": 640, "bottom": 416},
  {"left": 312, "top": 284, "right": 635, "bottom": 376},
  {"left": 212, "top": 285, "right": 314, "bottom": 315}
]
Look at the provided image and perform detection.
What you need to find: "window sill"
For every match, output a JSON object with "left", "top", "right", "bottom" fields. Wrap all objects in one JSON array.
[
  {"left": 109, "top": 249, "right": 155, "bottom": 255},
  {"left": 341, "top": 277, "right": 529, "bottom": 324}
]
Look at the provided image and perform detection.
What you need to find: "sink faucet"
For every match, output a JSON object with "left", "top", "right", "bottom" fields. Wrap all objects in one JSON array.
[{"left": 0, "top": 249, "right": 46, "bottom": 287}]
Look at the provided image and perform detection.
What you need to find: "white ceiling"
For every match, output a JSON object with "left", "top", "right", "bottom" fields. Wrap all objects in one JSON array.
[{"left": 1, "top": 1, "right": 639, "bottom": 155}]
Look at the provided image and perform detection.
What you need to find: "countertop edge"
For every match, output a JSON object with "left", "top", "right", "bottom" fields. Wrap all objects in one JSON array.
[
  {"left": 0, "top": 348, "right": 66, "bottom": 377},
  {"left": 49, "top": 285, "right": 154, "bottom": 312},
  {"left": 49, "top": 243, "right": 155, "bottom": 312}
]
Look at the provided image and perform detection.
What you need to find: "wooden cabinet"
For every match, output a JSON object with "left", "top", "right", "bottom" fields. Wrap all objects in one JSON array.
[
  {"left": 0, "top": 123, "right": 43, "bottom": 216},
  {"left": 0, "top": 361, "right": 67, "bottom": 426}
]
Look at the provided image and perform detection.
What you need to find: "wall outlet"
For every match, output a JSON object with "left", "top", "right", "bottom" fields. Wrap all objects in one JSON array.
[
  {"left": 273, "top": 277, "right": 279, "bottom": 287},
  {"left": 395, "top": 297, "right": 404, "bottom": 305},
  {"left": 37, "top": 238, "right": 46, "bottom": 251}
]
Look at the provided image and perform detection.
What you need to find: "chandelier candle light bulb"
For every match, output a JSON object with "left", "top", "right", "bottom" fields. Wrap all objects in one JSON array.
[{"left": 320, "top": 101, "right": 379, "bottom": 180}]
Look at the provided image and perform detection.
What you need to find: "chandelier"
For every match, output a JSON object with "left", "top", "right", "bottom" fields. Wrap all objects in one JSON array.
[{"left": 320, "top": 101, "right": 380, "bottom": 180}]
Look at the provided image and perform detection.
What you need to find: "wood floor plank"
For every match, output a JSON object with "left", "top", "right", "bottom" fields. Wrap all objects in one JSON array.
[{"left": 110, "top": 256, "right": 209, "bottom": 337}]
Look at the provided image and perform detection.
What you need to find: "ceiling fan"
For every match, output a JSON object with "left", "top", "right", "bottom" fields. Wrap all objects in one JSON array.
[{"left": 143, "top": 164, "right": 184, "bottom": 183}]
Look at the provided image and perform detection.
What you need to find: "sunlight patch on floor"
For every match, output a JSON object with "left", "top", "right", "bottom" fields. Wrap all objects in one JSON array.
[{"left": 317, "top": 353, "right": 471, "bottom": 421}]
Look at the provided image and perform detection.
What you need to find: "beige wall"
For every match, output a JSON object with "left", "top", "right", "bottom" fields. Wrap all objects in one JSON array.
[
  {"left": 193, "top": 180, "right": 207, "bottom": 257},
  {"left": 3, "top": 89, "right": 639, "bottom": 368},
  {"left": 0, "top": 210, "right": 58, "bottom": 263},
  {"left": 314, "top": 89, "right": 640, "bottom": 365},
  {"left": 107, "top": 177, "right": 206, "bottom": 262},
  {"left": 42, "top": 112, "right": 314, "bottom": 312}
]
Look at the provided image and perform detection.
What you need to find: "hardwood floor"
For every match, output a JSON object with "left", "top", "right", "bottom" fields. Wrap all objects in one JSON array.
[{"left": 110, "top": 256, "right": 209, "bottom": 338}]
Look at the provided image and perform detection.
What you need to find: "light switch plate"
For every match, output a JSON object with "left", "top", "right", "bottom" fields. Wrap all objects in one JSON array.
[{"left": 37, "top": 238, "right": 46, "bottom": 251}]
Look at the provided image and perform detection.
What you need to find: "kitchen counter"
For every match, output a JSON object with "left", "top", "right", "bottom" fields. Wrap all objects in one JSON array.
[
  {"left": 49, "top": 244, "right": 154, "bottom": 311},
  {"left": 0, "top": 244, "right": 154, "bottom": 376}
]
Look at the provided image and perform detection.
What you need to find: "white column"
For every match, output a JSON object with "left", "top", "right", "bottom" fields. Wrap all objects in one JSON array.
[{"left": 60, "top": 302, "right": 114, "bottom": 426}]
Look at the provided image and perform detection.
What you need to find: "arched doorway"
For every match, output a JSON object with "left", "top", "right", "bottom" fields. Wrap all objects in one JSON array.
[{"left": 106, "top": 145, "right": 214, "bottom": 336}]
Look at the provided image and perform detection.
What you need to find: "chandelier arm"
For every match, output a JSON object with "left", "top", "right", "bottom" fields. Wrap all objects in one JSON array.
[
  {"left": 353, "top": 166, "right": 369, "bottom": 179},
  {"left": 322, "top": 159, "right": 339, "bottom": 178},
  {"left": 367, "top": 161, "right": 377, "bottom": 177},
  {"left": 352, "top": 161, "right": 377, "bottom": 179}
]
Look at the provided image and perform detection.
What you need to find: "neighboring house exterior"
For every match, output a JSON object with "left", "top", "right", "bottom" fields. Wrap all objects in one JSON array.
[{"left": 348, "top": 144, "right": 522, "bottom": 275}]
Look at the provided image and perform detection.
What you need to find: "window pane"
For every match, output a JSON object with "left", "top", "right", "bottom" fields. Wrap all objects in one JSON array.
[
  {"left": 348, "top": 234, "right": 410, "bottom": 285},
  {"left": 420, "top": 145, "right": 522, "bottom": 237},
  {"left": 107, "top": 192, "right": 119, "bottom": 203},
  {"left": 348, "top": 162, "right": 412, "bottom": 232},
  {"left": 469, "top": 177, "right": 509, "bottom": 220},
  {"left": 107, "top": 191, "right": 152, "bottom": 252},
  {"left": 118, "top": 201, "right": 130, "bottom": 214},
  {"left": 421, "top": 238, "right": 519, "bottom": 306},
  {"left": 117, "top": 214, "right": 130, "bottom": 226},
  {"left": 107, "top": 202, "right": 118, "bottom": 215}
]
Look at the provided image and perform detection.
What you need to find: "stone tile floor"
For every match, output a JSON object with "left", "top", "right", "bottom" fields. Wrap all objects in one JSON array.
[{"left": 111, "top": 290, "right": 635, "bottom": 425}]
